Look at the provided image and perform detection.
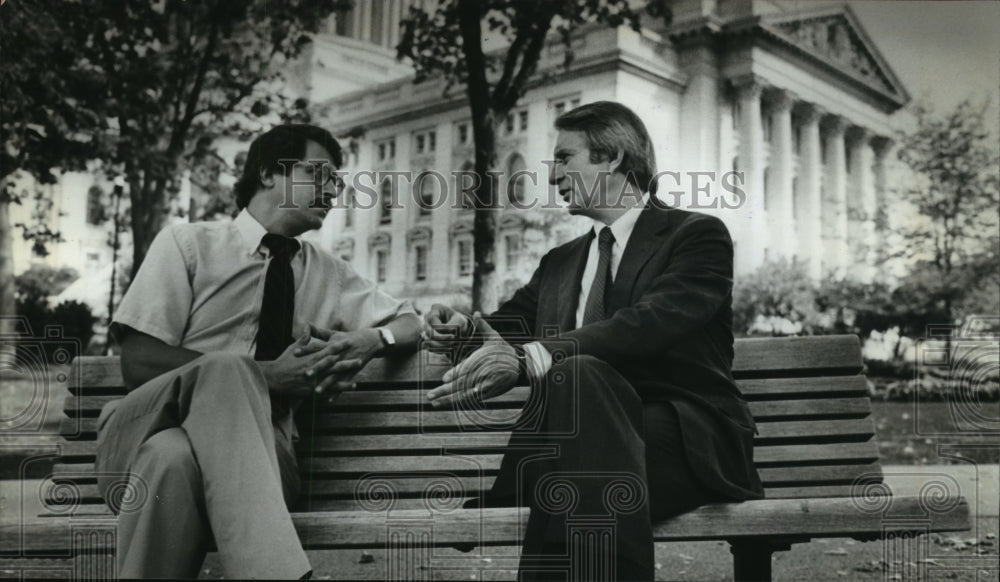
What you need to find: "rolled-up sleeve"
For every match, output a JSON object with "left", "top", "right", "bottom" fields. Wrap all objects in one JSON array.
[
  {"left": 110, "top": 225, "right": 193, "bottom": 346},
  {"left": 334, "top": 261, "right": 416, "bottom": 331}
]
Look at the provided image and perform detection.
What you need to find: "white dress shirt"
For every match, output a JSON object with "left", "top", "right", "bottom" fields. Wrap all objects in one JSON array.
[
  {"left": 523, "top": 194, "right": 649, "bottom": 380},
  {"left": 113, "top": 209, "right": 415, "bottom": 354}
]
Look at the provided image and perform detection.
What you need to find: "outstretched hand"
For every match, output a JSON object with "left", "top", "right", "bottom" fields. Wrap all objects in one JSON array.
[
  {"left": 426, "top": 313, "right": 519, "bottom": 409},
  {"left": 421, "top": 303, "right": 473, "bottom": 360}
]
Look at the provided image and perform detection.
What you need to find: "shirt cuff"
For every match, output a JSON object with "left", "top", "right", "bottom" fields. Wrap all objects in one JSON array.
[{"left": 522, "top": 341, "right": 552, "bottom": 382}]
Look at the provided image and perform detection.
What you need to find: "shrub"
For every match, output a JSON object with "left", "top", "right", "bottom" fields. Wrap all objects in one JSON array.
[{"left": 14, "top": 297, "right": 97, "bottom": 362}]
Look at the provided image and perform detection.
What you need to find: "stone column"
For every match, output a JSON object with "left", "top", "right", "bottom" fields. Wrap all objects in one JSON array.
[
  {"left": 765, "top": 88, "right": 797, "bottom": 258},
  {"left": 733, "top": 76, "right": 767, "bottom": 274},
  {"left": 847, "top": 127, "right": 876, "bottom": 279},
  {"left": 821, "top": 114, "right": 850, "bottom": 274},
  {"left": 794, "top": 103, "right": 824, "bottom": 279},
  {"left": 870, "top": 136, "right": 894, "bottom": 268}
]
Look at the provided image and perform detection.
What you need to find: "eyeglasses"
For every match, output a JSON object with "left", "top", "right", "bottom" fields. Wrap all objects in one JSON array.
[{"left": 300, "top": 161, "right": 344, "bottom": 188}]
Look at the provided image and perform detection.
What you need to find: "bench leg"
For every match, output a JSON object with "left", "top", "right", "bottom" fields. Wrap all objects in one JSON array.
[{"left": 730, "top": 541, "right": 786, "bottom": 582}]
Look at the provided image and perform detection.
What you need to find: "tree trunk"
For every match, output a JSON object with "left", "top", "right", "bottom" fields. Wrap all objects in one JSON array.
[
  {"left": 457, "top": 0, "right": 502, "bottom": 313},
  {"left": 472, "top": 127, "right": 501, "bottom": 313},
  {"left": 128, "top": 174, "right": 169, "bottom": 280},
  {"left": 0, "top": 197, "right": 18, "bottom": 353}
]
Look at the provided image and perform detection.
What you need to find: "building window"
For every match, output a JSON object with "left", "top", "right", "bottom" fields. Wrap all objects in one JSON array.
[
  {"left": 343, "top": 187, "right": 354, "bottom": 229},
  {"left": 375, "top": 249, "right": 388, "bottom": 283},
  {"left": 457, "top": 122, "right": 470, "bottom": 145},
  {"left": 86, "top": 186, "right": 105, "bottom": 225},
  {"left": 506, "top": 153, "right": 528, "bottom": 205},
  {"left": 457, "top": 240, "right": 473, "bottom": 277},
  {"left": 377, "top": 138, "right": 396, "bottom": 162},
  {"left": 519, "top": 110, "right": 529, "bottom": 132},
  {"left": 550, "top": 96, "right": 580, "bottom": 120},
  {"left": 762, "top": 167, "right": 772, "bottom": 212},
  {"left": 380, "top": 180, "right": 393, "bottom": 224},
  {"left": 414, "top": 245, "right": 428, "bottom": 281},
  {"left": 370, "top": 0, "right": 384, "bottom": 45},
  {"left": 414, "top": 130, "right": 436, "bottom": 155},
  {"left": 505, "top": 233, "right": 521, "bottom": 268},
  {"left": 505, "top": 113, "right": 515, "bottom": 135},
  {"left": 417, "top": 172, "right": 435, "bottom": 216},
  {"left": 791, "top": 177, "right": 799, "bottom": 220}
]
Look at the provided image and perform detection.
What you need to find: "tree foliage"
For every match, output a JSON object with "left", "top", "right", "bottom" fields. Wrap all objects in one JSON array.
[
  {"left": 1, "top": 0, "right": 349, "bottom": 308},
  {"left": 891, "top": 100, "right": 1000, "bottom": 329},
  {"left": 398, "top": 0, "right": 670, "bottom": 311}
]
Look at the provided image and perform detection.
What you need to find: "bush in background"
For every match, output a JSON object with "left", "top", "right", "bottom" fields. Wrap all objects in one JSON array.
[{"left": 13, "top": 266, "right": 96, "bottom": 362}]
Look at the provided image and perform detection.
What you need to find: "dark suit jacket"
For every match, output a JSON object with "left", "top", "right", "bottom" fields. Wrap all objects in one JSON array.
[{"left": 489, "top": 203, "right": 764, "bottom": 501}]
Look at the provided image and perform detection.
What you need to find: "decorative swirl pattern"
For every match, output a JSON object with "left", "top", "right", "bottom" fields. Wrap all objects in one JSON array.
[
  {"left": 105, "top": 475, "right": 149, "bottom": 515},
  {"left": 601, "top": 476, "right": 647, "bottom": 515},
  {"left": 43, "top": 480, "right": 82, "bottom": 515},
  {"left": 850, "top": 476, "right": 893, "bottom": 514},
  {"left": 421, "top": 474, "right": 465, "bottom": 514},
  {"left": 354, "top": 476, "right": 399, "bottom": 513},
  {"left": 535, "top": 475, "right": 580, "bottom": 514},
  {"left": 947, "top": 346, "right": 1000, "bottom": 431},
  {"left": 918, "top": 478, "right": 962, "bottom": 514}
]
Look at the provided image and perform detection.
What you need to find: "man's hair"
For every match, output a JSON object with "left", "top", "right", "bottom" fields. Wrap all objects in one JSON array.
[
  {"left": 234, "top": 124, "right": 344, "bottom": 209},
  {"left": 554, "top": 101, "right": 658, "bottom": 195}
]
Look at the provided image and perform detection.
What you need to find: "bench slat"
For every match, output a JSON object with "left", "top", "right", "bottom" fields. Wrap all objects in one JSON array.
[
  {"left": 7, "top": 496, "right": 968, "bottom": 553},
  {"left": 62, "top": 336, "right": 864, "bottom": 393},
  {"left": 54, "top": 437, "right": 880, "bottom": 470},
  {"left": 62, "top": 392, "right": 873, "bottom": 422},
  {"left": 59, "top": 415, "right": 877, "bottom": 444},
  {"left": 51, "top": 459, "right": 882, "bottom": 491}
]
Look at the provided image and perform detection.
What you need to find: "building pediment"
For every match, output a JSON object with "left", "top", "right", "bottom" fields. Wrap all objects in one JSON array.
[{"left": 759, "top": 6, "right": 908, "bottom": 107}]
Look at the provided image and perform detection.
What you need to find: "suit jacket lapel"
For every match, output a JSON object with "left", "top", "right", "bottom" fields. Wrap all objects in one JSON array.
[
  {"left": 609, "top": 205, "right": 672, "bottom": 311},
  {"left": 556, "top": 231, "right": 594, "bottom": 331}
]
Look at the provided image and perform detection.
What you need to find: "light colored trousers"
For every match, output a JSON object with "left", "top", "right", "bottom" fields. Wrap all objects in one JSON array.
[{"left": 94, "top": 352, "right": 310, "bottom": 579}]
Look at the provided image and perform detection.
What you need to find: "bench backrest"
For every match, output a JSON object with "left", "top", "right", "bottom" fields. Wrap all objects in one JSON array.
[{"left": 50, "top": 335, "right": 877, "bottom": 514}]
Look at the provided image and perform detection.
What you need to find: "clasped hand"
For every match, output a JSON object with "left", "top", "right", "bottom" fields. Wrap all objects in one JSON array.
[
  {"left": 423, "top": 306, "right": 519, "bottom": 408},
  {"left": 258, "top": 324, "right": 381, "bottom": 400}
]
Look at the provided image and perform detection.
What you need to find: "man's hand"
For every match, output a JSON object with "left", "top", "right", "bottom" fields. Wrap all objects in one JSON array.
[
  {"left": 422, "top": 303, "right": 473, "bottom": 358},
  {"left": 426, "top": 314, "right": 519, "bottom": 408},
  {"left": 257, "top": 333, "right": 365, "bottom": 399},
  {"left": 291, "top": 324, "right": 383, "bottom": 396}
]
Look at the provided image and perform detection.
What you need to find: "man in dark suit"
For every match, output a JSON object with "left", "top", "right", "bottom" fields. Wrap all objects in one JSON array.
[{"left": 424, "top": 101, "right": 763, "bottom": 581}]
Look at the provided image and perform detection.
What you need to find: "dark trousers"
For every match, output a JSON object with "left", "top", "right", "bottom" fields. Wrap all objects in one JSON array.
[{"left": 487, "top": 355, "right": 721, "bottom": 581}]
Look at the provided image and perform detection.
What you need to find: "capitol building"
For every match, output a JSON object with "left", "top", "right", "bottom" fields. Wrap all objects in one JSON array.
[
  {"left": 14, "top": 0, "right": 911, "bottom": 316},
  {"left": 309, "top": 0, "right": 909, "bottom": 310}
]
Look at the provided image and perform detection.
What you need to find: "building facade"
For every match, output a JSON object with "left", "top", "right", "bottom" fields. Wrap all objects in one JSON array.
[{"left": 313, "top": 0, "right": 909, "bottom": 310}]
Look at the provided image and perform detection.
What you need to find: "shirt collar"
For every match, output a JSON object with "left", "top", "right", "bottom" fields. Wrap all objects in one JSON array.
[
  {"left": 234, "top": 208, "right": 268, "bottom": 257},
  {"left": 592, "top": 193, "right": 650, "bottom": 247}
]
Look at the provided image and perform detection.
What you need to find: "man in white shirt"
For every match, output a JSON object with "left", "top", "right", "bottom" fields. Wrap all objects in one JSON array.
[
  {"left": 424, "top": 102, "right": 763, "bottom": 581},
  {"left": 96, "top": 124, "right": 422, "bottom": 579}
]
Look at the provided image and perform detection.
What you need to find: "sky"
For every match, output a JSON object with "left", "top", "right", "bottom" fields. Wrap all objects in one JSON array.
[{"left": 842, "top": 0, "right": 1000, "bottom": 138}]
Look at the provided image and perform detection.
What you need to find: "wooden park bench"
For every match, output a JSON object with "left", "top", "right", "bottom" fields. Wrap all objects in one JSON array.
[{"left": 2, "top": 335, "right": 971, "bottom": 580}]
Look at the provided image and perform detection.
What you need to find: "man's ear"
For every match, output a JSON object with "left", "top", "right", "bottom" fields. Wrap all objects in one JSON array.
[
  {"left": 606, "top": 149, "right": 624, "bottom": 174},
  {"left": 258, "top": 167, "right": 276, "bottom": 189}
]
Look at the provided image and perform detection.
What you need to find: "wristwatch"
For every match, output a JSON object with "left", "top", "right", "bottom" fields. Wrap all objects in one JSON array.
[
  {"left": 376, "top": 327, "right": 396, "bottom": 351},
  {"left": 512, "top": 344, "right": 530, "bottom": 385}
]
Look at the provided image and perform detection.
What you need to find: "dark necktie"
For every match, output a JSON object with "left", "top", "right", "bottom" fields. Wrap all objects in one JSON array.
[
  {"left": 582, "top": 227, "right": 615, "bottom": 326},
  {"left": 255, "top": 233, "right": 301, "bottom": 361}
]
